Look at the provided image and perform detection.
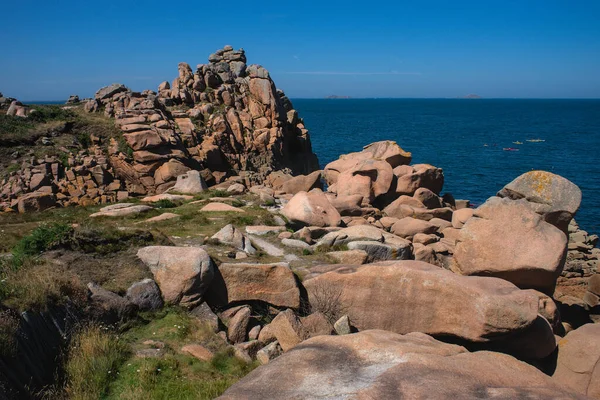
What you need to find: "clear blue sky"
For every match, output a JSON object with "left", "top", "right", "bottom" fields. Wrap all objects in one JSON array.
[{"left": 2, "top": 0, "right": 599, "bottom": 100}]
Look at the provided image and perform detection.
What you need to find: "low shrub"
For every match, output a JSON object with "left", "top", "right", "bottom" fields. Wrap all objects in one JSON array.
[{"left": 153, "top": 199, "right": 177, "bottom": 209}]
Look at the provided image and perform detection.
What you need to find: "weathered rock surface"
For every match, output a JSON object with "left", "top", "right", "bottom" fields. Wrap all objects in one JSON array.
[
  {"left": 206, "top": 262, "right": 300, "bottom": 308},
  {"left": 498, "top": 170, "right": 582, "bottom": 231},
  {"left": 303, "top": 261, "right": 549, "bottom": 352},
  {"left": 137, "top": 246, "right": 214, "bottom": 307},
  {"left": 125, "top": 278, "right": 164, "bottom": 311},
  {"left": 219, "top": 330, "right": 583, "bottom": 400},
  {"left": 553, "top": 323, "right": 600, "bottom": 398},
  {"left": 90, "top": 203, "right": 153, "bottom": 218},
  {"left": 454, "top": 197, "right": 568, "bottom": 294}
]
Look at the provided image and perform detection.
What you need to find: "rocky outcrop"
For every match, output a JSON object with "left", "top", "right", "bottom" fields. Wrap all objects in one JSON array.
[
  {"left": 82, "top": 45, "right": 318, "bottom": 196},
  {"left": 219, "top": 330, "right": 584, "bottom": 400}
]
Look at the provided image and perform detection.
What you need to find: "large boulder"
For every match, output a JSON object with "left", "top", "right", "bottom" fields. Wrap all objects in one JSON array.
[
  {"left": 303, "top": 261, "right": 552, "bottom": 356},
  {"left": 315, "top": 225, "right": 385, "bottom": 247},
  {"left": 453, "top": 197, "right": 567, "bottom": 294},
  {"left": 219, "top": 330, "right": 583, "bottom": 400},
  {"left": 498, "top": 171, "right": 582, "bottom": 232},
  {"left": 552, "top": 323, "right": 600, "bottom": 398},
  {"left": 125, "top": 278, "right": 164, "bottom": 311},
  {"left": 281, "top": 189, "right": 341, "bottom": 228},
  {"left": 334, "top": 159, "right": 393, "bottom": 205},
  {"left": 206, "top": 262, "right": 300, "bottom": 309},
  {"left": 137, "top": 246, "right": 214, "bottom": 307}
]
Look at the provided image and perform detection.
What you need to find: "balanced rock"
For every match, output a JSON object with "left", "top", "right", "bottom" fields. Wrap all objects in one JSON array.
[
  {"left": 303, "top": 261, "right": 550, "bottom": 355},
  {"left": 137, "top": 246, "right": 214, "bottom": 307},
  {"left": 282, "top": 189, "right": 341, "bottom": 228},
  {"left": 454, "top": 197, "right": 567, "bottom": 294},
  {"left": 498, "top": 170, "right": 582, "bottom": 231},
  {"left": 334, "top": 159, "right": 394, "bottom": 204},
  {"left": 219, "top": 330, "right": 582, "bottom": 400}
]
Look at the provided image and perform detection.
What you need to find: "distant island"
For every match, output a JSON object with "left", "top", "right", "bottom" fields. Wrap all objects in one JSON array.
[
  {"left": 325, "top": 95, "right": 352, "bottom": 99},
  {"left": 457, "top": 94, "right": 482, "bottom": 99}
]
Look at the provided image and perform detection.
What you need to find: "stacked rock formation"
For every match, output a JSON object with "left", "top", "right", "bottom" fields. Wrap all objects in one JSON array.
[
  {"left": 0, "top": 46, "right": 319, "bottom": 211},
  {"left": 83, "top": 45, "right": 318, "bottom": 196}
]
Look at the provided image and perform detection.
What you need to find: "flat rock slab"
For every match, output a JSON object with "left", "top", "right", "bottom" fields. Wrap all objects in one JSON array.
[
  {"left": 218, "top": 330, "right": 582, "bottom": 400},
  {"left": 281, "top": 238, "right": 311, "bottom": 249},
  {"left": 249, "top": 236, "right": 285, "bottom": 257},
  {"left": 90, "top": 204, "right": 153, "bottom": 217},
  {"left": 143, "top": 212, "right": 180, "bottom": 223},
  {"left": 141, "top": 193, "right": 193, "bottom": 202},
  {"left": 326, "top": 250, "right": 368, "bottom": 265},
  {"left": 245, "top": 225, "right": 286, "bottom": 235},
  {"left": 200, "top": 202, "right": 245, "bottom": 213}
]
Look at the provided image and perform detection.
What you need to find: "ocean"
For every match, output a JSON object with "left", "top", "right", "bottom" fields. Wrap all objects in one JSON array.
[{"left": 294, "top": 99, "right": 600, "bottom": 235}]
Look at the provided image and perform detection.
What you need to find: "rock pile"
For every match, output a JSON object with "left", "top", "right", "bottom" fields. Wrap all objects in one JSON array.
[{"left": 0, "top": 140, "right": 126, "bottom": 211}]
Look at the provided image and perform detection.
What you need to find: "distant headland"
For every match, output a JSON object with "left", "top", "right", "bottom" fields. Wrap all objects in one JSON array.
[
  {"left": 457, "top": 94, "right": 482, "bottom": 99},
  {"left": 325, "top": 95, "right": 352, "bottom": 99}
]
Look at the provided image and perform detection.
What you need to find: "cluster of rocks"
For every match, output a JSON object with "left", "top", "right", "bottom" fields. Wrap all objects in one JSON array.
[
  {"left": 65, "top": 94, "right": 80, "bottom": 104},
  {"left": 80, "top": 45, "right": 318, "bottom": 196},
  {"left": 79, "top": 140, "right": 599, "bottom": 398},
  {"left": 0, "top": 139, "right": 128, "bottom": 212}
]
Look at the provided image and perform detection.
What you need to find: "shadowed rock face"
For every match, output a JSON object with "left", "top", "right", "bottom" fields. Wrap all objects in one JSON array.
[
  {"left": 218, "top": 330, "right": 585, "bottom": 400},
  {"left": 303, "top": 260, "right": 555, "bottom": 357}
]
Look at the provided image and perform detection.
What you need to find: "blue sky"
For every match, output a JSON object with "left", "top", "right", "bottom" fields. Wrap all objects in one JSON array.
[{"left": 1, "top": 0, "right": 599, "bottom": 100}]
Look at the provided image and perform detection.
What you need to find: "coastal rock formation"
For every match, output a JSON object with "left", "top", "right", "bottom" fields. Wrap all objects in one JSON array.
[
  {"left": 0, "top": 46, "right": 319, "bottom": 210},
  {"left": 453, "top": 197, "right": 568, "bottom": 294},
  {"left": 84, "top": 45, "right": 318, "bottom": 195},
  {"left": 219, "top": 330, "right": 583, "bottom": 399},
  {"left": 498, "top": 170, "right": 582, "bottom": 232}
]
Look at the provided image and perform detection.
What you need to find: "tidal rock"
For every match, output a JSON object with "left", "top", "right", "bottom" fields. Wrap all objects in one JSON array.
[
  {"left": 219, "top": 330, "right": 582, "bottom": 400},
  {"left": 552, "top": 323, "right": 600, "bottom": 398},
  {"left": 282, "top": 189, "right": 341, "bottom": 228},
  {"left": 454, "top": 197, "right": 567, "bottom": 294},
  {"left": 498, "top": 170, "right": 582, "bottom": 231},
  {"left": 206, "top": 262, "right": 300, "bottom": 308},
  {"left": 137, "top": 246, "right": 214, "bottom": 307},
  {"left": 303, "top": 261, "right": 550, "bottom": 354}
]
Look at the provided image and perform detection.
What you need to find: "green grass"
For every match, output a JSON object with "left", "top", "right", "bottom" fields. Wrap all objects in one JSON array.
[
  {"left": 65, "top": 324, "right": 129, "bottom": 400},
  {"left": 153, "top": 199, "right": 178, "bottom": 209},
  {"left": 11, "top": 223, "right": 73, "bottom": 267},
  {"left": 61, "top": 309, "right": 257, "bottom": 399}
]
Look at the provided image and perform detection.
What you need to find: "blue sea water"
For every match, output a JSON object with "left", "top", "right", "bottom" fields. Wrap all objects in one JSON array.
[{"left": 293, "top": 99, "right": 600, "bottom": 235}]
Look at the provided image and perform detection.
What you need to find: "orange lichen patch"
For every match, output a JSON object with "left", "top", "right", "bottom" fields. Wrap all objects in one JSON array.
[{"left": 527, "top": 171, "right": 553, "bottom": 200}]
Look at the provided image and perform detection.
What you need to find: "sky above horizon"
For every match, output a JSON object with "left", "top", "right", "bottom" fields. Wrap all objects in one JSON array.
[{"left": 1, "top": 1, "right": 599, "bottom": 100}]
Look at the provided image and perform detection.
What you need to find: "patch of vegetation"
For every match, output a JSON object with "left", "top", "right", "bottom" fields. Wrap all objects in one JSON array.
[
  {"left": 226, "top": 214, "right": 255, "bottom": 226},
  {"left": 76, "top": 131, "right": 91, "bottom": 148},
  {"left": 210, "top": 190, "right": 230, "bottom": 198},
  {"left": 153, "top": 199, "right": 177, "bottom": 209},
  {"left": 70, "top": 225, "right": 159, "bottom": 255},
  {"left": 11, "top": 223, "right": 73, "bottom": 267},
  {"left": 0, "top": 308, "right": 19, "bottom": 357},
  {"left": 65, "top": 324, "right": 129, "bottom": 400},
  {"left": 0, "top": 260, "right": 86, "bottom": 312},
  {"left": 28, "top": 105, "right": 76, "bottom": 123}
]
